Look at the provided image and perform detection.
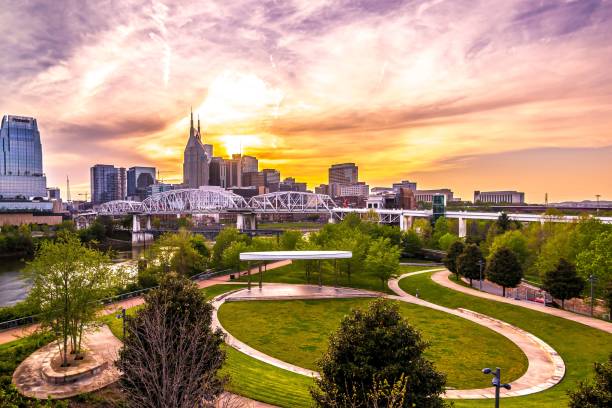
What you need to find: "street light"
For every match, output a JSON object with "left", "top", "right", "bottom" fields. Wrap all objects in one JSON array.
[
  {"left": 479, "top": 259, "right": 484, "bottom": 290},
  {"left": 482, "top": 367, "right": 511, "bottom": 408},
  {"left": 589, "top": 274, "right": 598, "bottom": 317},
  {"left": 116, "top": 308, "right": 126, "bottom": 340}
]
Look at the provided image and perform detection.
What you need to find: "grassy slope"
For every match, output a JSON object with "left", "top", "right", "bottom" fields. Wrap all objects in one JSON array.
[
  {"left": 219, "top": 298, "right": 527, "bottom": 389},
  {"left": 235, "top": 264, "right": 438, "bottom": 294},
  {"left": 399, "top": 270, "right": 612, "bottom": 407}
]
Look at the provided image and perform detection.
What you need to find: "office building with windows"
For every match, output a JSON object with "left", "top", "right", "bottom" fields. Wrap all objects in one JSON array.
[
  {"left": 91, "top": 164, "right": 126, "bottom": 204},
  {"left": 183, "top": 110, "right": 213, "bottom": 188},
  {"left": 0, "top": 115, "right": 47, "bottom": 198},
  {"left": 474, "top": 190, "right": 525, "bottom": 204},
  {"left": 127, "top": 166, "right": 156, "bottom": 201}
]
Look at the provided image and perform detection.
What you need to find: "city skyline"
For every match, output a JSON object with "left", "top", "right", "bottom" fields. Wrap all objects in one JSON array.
[{"left": 1, "top": 1, "right": 611, "bottom": 201}]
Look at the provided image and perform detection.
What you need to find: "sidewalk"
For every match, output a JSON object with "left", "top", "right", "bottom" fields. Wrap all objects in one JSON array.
[{"left": 432, "top": 270, "right": 612, "bottom": 334}]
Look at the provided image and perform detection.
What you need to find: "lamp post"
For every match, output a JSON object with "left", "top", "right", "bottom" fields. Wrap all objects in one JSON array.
[
  {"left": 589, "top": 274, "right": 598, "bottom": 317},
  {"left": 482, "top": 367, "right": 511, "bottom": 408},
  {"left": 479, "top": 259, "right": 484, "bottom": 291},
  {"left": 116, "top": 308, "right": 126, "bottom": 340}
]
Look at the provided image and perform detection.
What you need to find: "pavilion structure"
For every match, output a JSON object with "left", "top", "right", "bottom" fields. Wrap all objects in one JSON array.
[{"left": 239, "top": 250, "right": 352, "bottom": 289}]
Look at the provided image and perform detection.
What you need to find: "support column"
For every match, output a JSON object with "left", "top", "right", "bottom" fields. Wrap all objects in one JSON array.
[
  {"left": 328, "top": 215, "right": 336, "bottom": 224},
  {"left": 258, "top": 263, "right": 263, "bottom": 289},
  {"left": 146, "top": 215, "right": 151, "bottom": 230},
  {"left": 236, "top": 214, "right": 245, "bottom": 231},
  {"left": 458, "top": 217, "right": 467, "bottom": 238},
  {"left": 247, "top": 260, "right": 251, "bottom": 290},
  {"left": 318, "top": 260, "right": 322, "bottom": 287},
  {"left": 132, "top": 214, "right": 140, "bottom": 232},
  {"left": 249, "top": 214, "right": 257, "bottom": 230},
  {"left": 400, "top": 214, "right": 414, "bottom": 232}
]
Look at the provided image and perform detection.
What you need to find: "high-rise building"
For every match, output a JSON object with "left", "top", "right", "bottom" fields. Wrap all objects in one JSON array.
[
  {"left": 209, "top": 157, "right": 226, "bottom": 187},
  {"left": 91, "top": 164, "right": 126, "bottom": 204},
  {"left": 314, "top": 184, "right": 329, "bottom": 195},
  {"left": 183, "top": 110, "right": 212, "bottom": 188},
  {"left": 262, "top": 169, "right": 280, "bottom": 192},
  {"left": 0, "top": 115, "right": 47, "bottom": 198},
  {"left": 225, "top": 155, "right": 243, "bottom": 187},
  {"left": 127, "top": 166, "right": 156, "bottom": 201},
  {"left": 46, "top": 187, "right": 61, "bottom": 200},
  {"left": 243, "top": 171, "right": 265, "bottom": 188},
  {"left": 329, "top": 163, "right": 358, "bottom": 186},
  {"left": 241, "top": 155, "right": 258, "bottom": 174}
]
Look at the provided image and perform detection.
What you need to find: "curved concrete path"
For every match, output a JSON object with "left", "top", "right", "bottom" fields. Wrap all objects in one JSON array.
[
  {"left": 431, "top": 269, "right": 612, "bottom": 334},
  {"left": 213, "top": 279, "right": 565, "bottom": 399}
]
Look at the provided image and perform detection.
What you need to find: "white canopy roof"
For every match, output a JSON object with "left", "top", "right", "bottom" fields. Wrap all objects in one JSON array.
[{"left": 240, "top": 250, "right": 352, "bottom": 261}]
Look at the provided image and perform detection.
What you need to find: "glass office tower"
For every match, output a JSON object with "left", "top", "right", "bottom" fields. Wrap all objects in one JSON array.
[{"left": 0, "top": 115, "right": 47, "bottom": 198}]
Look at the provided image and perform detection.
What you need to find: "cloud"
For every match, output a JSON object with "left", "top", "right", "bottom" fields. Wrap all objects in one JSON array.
[{"left": 0, "top": 0, "right": 611, "bottom": 200}]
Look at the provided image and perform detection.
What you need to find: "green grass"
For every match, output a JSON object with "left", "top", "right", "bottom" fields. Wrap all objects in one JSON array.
[
  {"left": 398, "top": 269, "right": 612, "bottom": 407},
  {"left": 201, "top": 284, "right": 247, "bottom": 300},
  {"left": 236, "top": 264, "right": 438, "bottom": 294},
  {"left": 218, "top": 298, "right": 527, "bottom": 389},
  {"left": 221, "top": 346, "right": 314, "bottom": 407}
]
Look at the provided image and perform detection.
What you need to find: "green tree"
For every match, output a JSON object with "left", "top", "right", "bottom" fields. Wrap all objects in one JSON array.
[
  {"left": 211, "top": 228, "right": 249, "bottom": 268},
  {"left": 221, "top": 240, "right": 250, "bottom": 274},
  {"left": 489, "top": 230, "right": 530, "bottom": 267},
  {"left": 543, "top": 259, "right": 585, "bottom": 309},
  {"left": 279, "top": 230, "right": 303, "bottom": 250},
  {"left": 118, "top": 274, "right": 225, "bottom": 407},
  {"left": 401, "top": 230, "right": 421, "bottom": 258},
  {"left": 412, "top": 218, "right": 433, "bottom": 247},
  {"left": 311, "top": 299, "right": 446, "bottom": 408},
  {"left": 432, "top": 217, "right": 450, "bottom": 248},
  {"left": 444, "top": 240, "right": 465, "bottom": 281},
  {"left": 486, "top": 247, "right": 523, "bottom": 297},
  {"left": 26, "top": 233, "right": 121, "bottom": 366},
  {"left": 438, "top": 232, "right": 459, "bottom": 251},
  {"left": 576, "top": 231, "right": 612, "bottom": 297},
  {"left": 457, "top": 243, "right": 484, "bottom": 286},
  {"left": 365, "top": 238, "right": 400, "bottom": 289},
  {"left": 496, "top": 212, "right": 513, "bottom": 233},
  {"left": 190, "top": 234, "right": 211, "bottom": 259},
  {"left": 568, "top": 353, "right": 612, "bottom": 408}
]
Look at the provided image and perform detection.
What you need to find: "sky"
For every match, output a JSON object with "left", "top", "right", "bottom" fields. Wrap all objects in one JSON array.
[{"left": 1, "top": 0, "right": 611, "bottom": 203}]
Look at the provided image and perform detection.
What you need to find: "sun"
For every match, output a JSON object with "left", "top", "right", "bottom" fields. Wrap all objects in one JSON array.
[{"left": 219, "top": 134, "right": 264, "bottom": 157}]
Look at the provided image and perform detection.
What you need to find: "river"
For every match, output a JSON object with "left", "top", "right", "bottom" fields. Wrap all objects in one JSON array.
[{"left": 0, "top": 245, "right": 144, "bottom": 308}]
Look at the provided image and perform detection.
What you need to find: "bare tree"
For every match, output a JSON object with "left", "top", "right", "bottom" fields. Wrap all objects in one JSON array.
[{"left": 117, "top": 274, "right": 226, "bottom": 408}]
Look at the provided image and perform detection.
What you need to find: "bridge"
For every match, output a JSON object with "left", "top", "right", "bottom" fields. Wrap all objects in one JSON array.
[{"left": 76, "top": 187, "right": 612, "bottom": 244}]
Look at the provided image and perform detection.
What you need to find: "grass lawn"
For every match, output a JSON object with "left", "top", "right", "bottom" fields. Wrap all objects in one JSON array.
[
  {"left": 399, "top": 270, "right": 612, "bottom": 407},
  {"left": 218, "top": 298, "right": 527, "bottom": 389},
  {"left": 236, "top": 263, "right": 440, "bottom": 294}
]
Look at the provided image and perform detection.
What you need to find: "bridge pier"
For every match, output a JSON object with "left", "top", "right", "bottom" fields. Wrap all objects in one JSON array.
[
  {"left": 399, "top": 214, "right": 414, "bottom": 231},
  {"left": 131, "top": 214, "right": 153, "bottom": 245},
  {"left": 458, "top": 217, "right": 467, "bottom": 238},
  {"left": 328, "top": 215, "right": 336, "bottom": 224},
  {"left": 146, "top": 215, "right": 151, "bottom": 230},
  {"left": 237, "top": 213, "right": 257, "bottom": 231}
]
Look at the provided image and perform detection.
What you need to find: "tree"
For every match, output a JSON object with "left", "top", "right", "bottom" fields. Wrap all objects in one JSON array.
[
  {"left": 211, "top": 228, "right": 249, "bottom": 268},
  {"left": 432, "top": 217, "right": 450, "bottom": 248},
  {"left": 496, "top": 212, "right": 512, "bottom": 233},
  {"left": 412, "top": 219, "right": 433, "bottom": 247},
  {"left": 444, "top": 240, "right": 465, "bottom": 281},
  {"left": 279, "top": 230, "right": 303, "bottom": 250},
  {"left": 26, "top": 233, "right": 121, "bottom": 366},
  {"left": 311, "top": 299, "right": 446, "bottom": 408},
  {"left": 576, "top": 231, "right": 612, "bottom": 297},
  {"left": 489, "top": 230, "right": 529, "bottom": 267},
  {"left": 486, "top": 247, "right": 523, "bottom": 297},
  {"left": 190, "top": 234, "right": 211, "bottom": 259},
  {"left": 118, "top": 274, "right": 225, "bottom": 408},
  {"left": 543, "top": 259, "right": 585, "bottom": 309},
  {"left": 221, "top": 241, "right": 250, "bottom": 275},
  {"left": 365, "top": 238, "right": 400, "bottom": 289},
  {"left": 145, "top": 231, "right": 208, "bottom": 278},
  {"left": 568, "top": 353, "right": 612, "bottom": 408},
  {"left": 456, "top": 244, "right": 483, "bottom": 286},
  {"left": 401, "top": 230, "right": 421, "bottom": 258},
  {"left": 438, "top": 233, "right": 459, "bottom": 251}
]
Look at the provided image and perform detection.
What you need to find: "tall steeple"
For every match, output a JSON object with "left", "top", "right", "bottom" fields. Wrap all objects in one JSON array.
[{"left": 197, "top": 114, "right": 201, "bottom": 140}]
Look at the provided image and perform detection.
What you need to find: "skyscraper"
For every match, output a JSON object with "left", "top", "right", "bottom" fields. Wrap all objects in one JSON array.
[
  {"left": 127, "top": 166, "right": 156, "bottom": 201},
  {"left": 183, "top": 110, "right": 212, "bottom": 188},
  {"left": 0, "top": 115, "right": 47, "bottom": 198},
  {"left": 91, "top": 164, "right": 126, "bottom": 204},
  {"left": 328, "top": 163, "right": 359, "bottom": 198}
]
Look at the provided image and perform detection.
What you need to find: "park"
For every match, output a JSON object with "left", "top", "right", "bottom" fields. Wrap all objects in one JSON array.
[{"left": 0, "top": 212, "right": 611, "bottom": 407}]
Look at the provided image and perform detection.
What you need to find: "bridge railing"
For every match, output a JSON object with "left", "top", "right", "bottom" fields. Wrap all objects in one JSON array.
[{"left": 0, "top": 268, "right": 234, "bottom": 332}]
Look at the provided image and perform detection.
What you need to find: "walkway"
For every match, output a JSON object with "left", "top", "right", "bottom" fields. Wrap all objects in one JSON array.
[
  {"left": 389, "top": 272, "right": 565, "bottom": 399},
  {"left": 212, "top": 279, "right": 565, "bottom": 399},
  {"left": 431, "top": 269, "right": 612, "bottom": 334},
  {"left": 0, "top": 260, "right": 292, "bottom": 346}
]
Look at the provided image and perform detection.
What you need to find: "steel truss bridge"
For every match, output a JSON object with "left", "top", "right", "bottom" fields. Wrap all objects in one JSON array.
[{"left": 97, "top": 188, "right": 337, "bottom": 216}]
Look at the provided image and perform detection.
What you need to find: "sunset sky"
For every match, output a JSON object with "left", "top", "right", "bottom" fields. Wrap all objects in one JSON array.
[{"left": 1, "top": 0, "right": 611, "bottom": 202}]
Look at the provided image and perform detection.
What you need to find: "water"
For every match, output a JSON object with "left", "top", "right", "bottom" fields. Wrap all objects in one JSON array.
[
  {"left": 0, "top": 258, "right": 31, "bottom": 307},
  {"left": 0, "top": 245, "right": 144, "bottom": 308}
]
